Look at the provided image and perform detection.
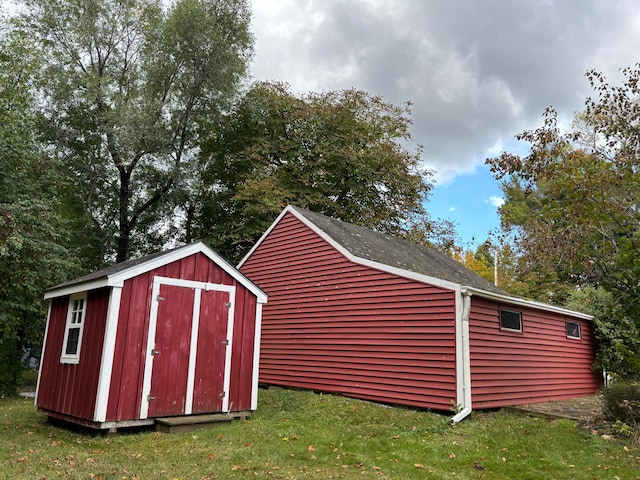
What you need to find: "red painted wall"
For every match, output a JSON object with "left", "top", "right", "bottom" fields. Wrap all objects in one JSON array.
[
  {"left": 37, "top": 288, "right": 110, "bottom": 419},
  {"left": 240, "top": 212, "right": 458, "bottom": 410},
  {"left": 468, "top": 296, "right": 601, "bottom": 409},
  {"left": 106, "top": 252, "right": 258, "bottom": 421}
]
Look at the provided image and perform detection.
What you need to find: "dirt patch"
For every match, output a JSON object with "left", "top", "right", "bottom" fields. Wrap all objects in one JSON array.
[{"left": 510, "top": 395, "right": 603, "bottom": 421}]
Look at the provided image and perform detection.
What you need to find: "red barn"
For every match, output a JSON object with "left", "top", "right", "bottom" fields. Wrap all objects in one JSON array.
[
  {"left": 36, "top": 242, "right": 267, "bottom": 431},
  {"left": 239, "top": 206, "right": 600, "bottom": 422}
]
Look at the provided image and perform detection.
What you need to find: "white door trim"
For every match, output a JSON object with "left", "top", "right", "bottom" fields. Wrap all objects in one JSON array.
[{"left": 140, "top": 276, "right": 235, "bottom": 419}]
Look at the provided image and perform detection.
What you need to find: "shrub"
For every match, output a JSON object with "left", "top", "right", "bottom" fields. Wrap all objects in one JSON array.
[{"left": 602, "top": 380, "right": 640, "bottom": 431}]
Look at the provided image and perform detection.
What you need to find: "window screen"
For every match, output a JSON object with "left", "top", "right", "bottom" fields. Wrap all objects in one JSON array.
[
  {"left": 566, "top": 320, "right": 581, "bottom": 339},
  {"left": 500, "top": 309, "right": 522, "bottom": 332}
]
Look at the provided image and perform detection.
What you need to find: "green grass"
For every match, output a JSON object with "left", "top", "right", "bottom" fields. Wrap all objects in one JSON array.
[{"left": 2, "top": 389, "right": 639, "bottom": 479}]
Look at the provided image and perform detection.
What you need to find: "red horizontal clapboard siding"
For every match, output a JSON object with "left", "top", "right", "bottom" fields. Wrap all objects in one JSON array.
[
  {"left": 468, "top": 296, "right": 600, "bottom": 409},
  {"left": 241, "top": 211, "right": 457, "bottom": 410},
  {"left": 36, "top": 288, "right": 110, "bottom": 419}
]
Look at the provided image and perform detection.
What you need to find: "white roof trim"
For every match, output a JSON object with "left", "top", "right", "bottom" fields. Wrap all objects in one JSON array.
[
  {"left": 242, "top": 206, "right": 593, "bottom": 321},
  {"left": 46, "top": 241, "right": 267, "bottom": 303},
  {"left": 242, "top": 206, "right": 460, "bottom": 292},
  {"left": 461, "top": 286, "right": 593, "bottom": 320},
  {"left": 238, "top": 207, "right": 291, "bottom": 268}
]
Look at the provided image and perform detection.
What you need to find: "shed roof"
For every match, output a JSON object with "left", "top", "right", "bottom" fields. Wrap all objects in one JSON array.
[{"left": 45, "top": 241, "right": 267, "bottom": 302}]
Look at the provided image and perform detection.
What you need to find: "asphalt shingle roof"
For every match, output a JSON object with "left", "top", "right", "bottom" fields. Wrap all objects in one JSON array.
[{"left": 292, "top": 206, "right": 505, "bottom": 295}]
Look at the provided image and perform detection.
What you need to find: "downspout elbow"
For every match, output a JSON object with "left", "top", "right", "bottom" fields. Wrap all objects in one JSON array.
[{"left": 450, "top": 406, "right": 472, "bottom": 424}]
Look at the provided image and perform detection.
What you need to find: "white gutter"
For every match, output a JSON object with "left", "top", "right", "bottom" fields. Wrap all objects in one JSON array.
[{"left": 451, "top": 290, "right": 473, "bottom": 424}]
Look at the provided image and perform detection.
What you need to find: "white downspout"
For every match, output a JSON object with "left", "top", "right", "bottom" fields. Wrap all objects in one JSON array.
[{"left": 451, "top": 289, "right": 473, "bottom": 424}]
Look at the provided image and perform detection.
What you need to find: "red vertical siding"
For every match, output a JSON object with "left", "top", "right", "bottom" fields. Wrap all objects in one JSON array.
[
  {"left": 469, "top": 297, "right": 601, "bottom": 409},
  {"left": 240, "top": 212, "right": 457, "bottom": 410},
  {"left": 37, "top": 288, "right": 110, "bottom": 419},
  {"left": 106, "top": 252, "right": 259, "bottom": 421}
]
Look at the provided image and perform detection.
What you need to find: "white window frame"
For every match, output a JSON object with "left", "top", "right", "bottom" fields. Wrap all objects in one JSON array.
[
  {"left": 499, "top": 308, "right": 523, "bottom": 332},
  {"left": 566, "top": 320, "right": 581, "bottom": 339},
  {"left": 60, "top": 293, "right": 87, "bottom": 364}
]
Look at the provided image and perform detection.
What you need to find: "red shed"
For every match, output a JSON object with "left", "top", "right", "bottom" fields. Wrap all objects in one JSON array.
[
  {"left": 239, "top": 206, "right": 601, "bottom": 422},
  {"left": 36, "top": 242, "right": 267, "bottom": 431}
]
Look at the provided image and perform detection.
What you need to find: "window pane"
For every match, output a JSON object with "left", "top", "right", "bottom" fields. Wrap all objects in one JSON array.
[
  {"left": 500, "top": 310, "right": 522, "bottom": 331},
  {"left": 65, "top": 327, "right": 80, "bottom": 355},
  {"left": 566, "top": 321, "right": 581, "bottom": 339}
]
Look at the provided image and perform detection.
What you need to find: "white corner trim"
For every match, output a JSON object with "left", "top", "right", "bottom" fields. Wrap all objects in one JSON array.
[
  {"left": 250, "top": 302, "right": 264, "bottom": 411},
  {"left": 93, "top": 286, "right": 123, "bottom": 422}
]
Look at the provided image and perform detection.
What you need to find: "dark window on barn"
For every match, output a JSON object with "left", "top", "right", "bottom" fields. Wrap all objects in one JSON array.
[
  {"left": 500, "top": 309, "right": 522, "bottom": 332},
  {"left": 61, "top": 294, "right": 86, "bottom": 364},
  {"left": 566, "top": 320, "right": 581, "bottom": 339}
]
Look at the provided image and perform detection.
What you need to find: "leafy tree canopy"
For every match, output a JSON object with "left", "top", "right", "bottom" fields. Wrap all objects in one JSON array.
[
  {"left": 194, "top": 81, "right": 435, "bottom": 262},
  {"left": 15, "top": 0, "right": 254, "bottom": 265},
  {"left": 487, "top": 64, "right": 640, "bottom": 376},
  {"left": 0, "top": 25, "right": 81, "bottom": 394}
]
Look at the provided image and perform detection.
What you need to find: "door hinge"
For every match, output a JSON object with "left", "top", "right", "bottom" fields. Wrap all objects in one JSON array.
[
  {"left": 157, "top": 295, "right": 165, "bottom": 302},
  {"left": 151, "top": 349, "right": 160, "bottom": 356},
  {"left": 222, "top": 339, "right": 229, "bottom": 346},
  {"left": 219, "top": 391, "right": 226, "bottom": 398},
  {"left": 225, "top": 302, "right": 232, "bottom": 308},
  {"left": 147, "top": 395, "right": 156, "bottom": 401}
]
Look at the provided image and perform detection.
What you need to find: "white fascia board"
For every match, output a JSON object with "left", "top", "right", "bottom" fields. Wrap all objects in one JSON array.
[
  {"left": 461, "top": 286, "right": 594, "bottom": 320},
  {"left": 44, "top": 279, "right": 110, "bottom": 299},
  {"left": 237, "top": 207, "right": 291, "bottom": 269},
  {"left": 287, "top": 206, "right": 461, "bottom": 292},
  {"left": 46, "top": 242, "right": 267, "bottom": 304}
]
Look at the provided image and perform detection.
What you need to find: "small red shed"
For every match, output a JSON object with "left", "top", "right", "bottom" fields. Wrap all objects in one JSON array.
[
  {"left": 239, "top": 206, "right": 601, "bottom": 422},
  {"left": 36, "top": 242, "right": 267, "bottom": 431}
]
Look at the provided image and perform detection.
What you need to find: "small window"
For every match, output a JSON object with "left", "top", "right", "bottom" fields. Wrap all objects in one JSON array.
[
  {"left": 500, "top": 309, "right": 522, "bottom": 332},
  {"left": 61, "top": 294, "right": 87, "bottom": 364},
  {"left": 566, "top": 320, "right": 581, "bottom": 339}
]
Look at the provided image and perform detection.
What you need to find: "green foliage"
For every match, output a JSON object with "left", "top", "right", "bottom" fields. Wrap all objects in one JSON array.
[
  {"left": 488, "top": 65, "right": 640, "bottom": 376},
  {"left": 566, "top": 287, "right": 640, "bottom": 378},
  {"left": 0, "top": 28, "right": 81, "bottom": 394},
  {"left": 2, "top": 390, "right": 640, "bottom": 478},
  {"left": 195, "top": 81, "right": 433, "bottom": 262},
  {"left": 15, "top": 0, "right": 254, "bottom": 264},
  {"left": 602, "top": 380, "right": 640, "bottom": 438}
]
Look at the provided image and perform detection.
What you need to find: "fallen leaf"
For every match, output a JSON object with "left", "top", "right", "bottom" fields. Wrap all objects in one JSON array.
[
  {"left": 449, "top": 452, "right": 456, "bottom": 459},
  {"left": 415, "top": 463, "right": 425, "bottom": 469},
  {"left": 209, "top": 453, "right": 216, "bottom": 460},
  {"left": 474, "top": 462, "right": 484, "bottom": 470},
  {"left": 308, "top": 445, "right": 315, "bottom": 452}
]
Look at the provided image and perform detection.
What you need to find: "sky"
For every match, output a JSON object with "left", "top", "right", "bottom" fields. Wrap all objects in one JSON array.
[{"left": 248, "top": 0, "right": 640, "bottom": 248}]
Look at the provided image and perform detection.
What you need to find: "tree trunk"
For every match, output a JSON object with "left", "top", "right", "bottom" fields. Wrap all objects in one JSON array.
[{"left": 116, "top": 168, "right": 132, "bottom": 263}]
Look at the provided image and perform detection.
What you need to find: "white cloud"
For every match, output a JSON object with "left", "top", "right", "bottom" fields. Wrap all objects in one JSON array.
[
  {"left": 250, "top": 0, "right": 640, "bottom": 183},
  {"left": 487, "top": 196, "right": 505, "bottom": 208}
]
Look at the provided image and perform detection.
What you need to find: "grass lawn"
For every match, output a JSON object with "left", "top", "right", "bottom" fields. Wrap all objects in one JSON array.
[{"left": 2, "top": 388, "right": 639, "bottom": 479}]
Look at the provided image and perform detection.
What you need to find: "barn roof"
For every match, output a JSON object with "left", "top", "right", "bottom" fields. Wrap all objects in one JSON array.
[
  {"left": 45, "top": 241, "right": 267, "bottom": 302},
  {"left": 240, "top": 206, "right": 592, "bottom": 320},
  {"left": 290, "top": 206, "right": 505, "bottom": 295}
]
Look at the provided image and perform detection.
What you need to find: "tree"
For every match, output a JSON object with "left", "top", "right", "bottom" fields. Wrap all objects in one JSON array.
[
  {"left": 0, "top": 26, "right": 80, "bottom": 394},
  {"left": 487, "top": 64, "right": 640, "bottom": 376},
  {"left": 17, "top": 0, "right": 253, "bottom": 265},
  {"left": 194, "top": 81, "right": 434, "bottom": 262}
]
